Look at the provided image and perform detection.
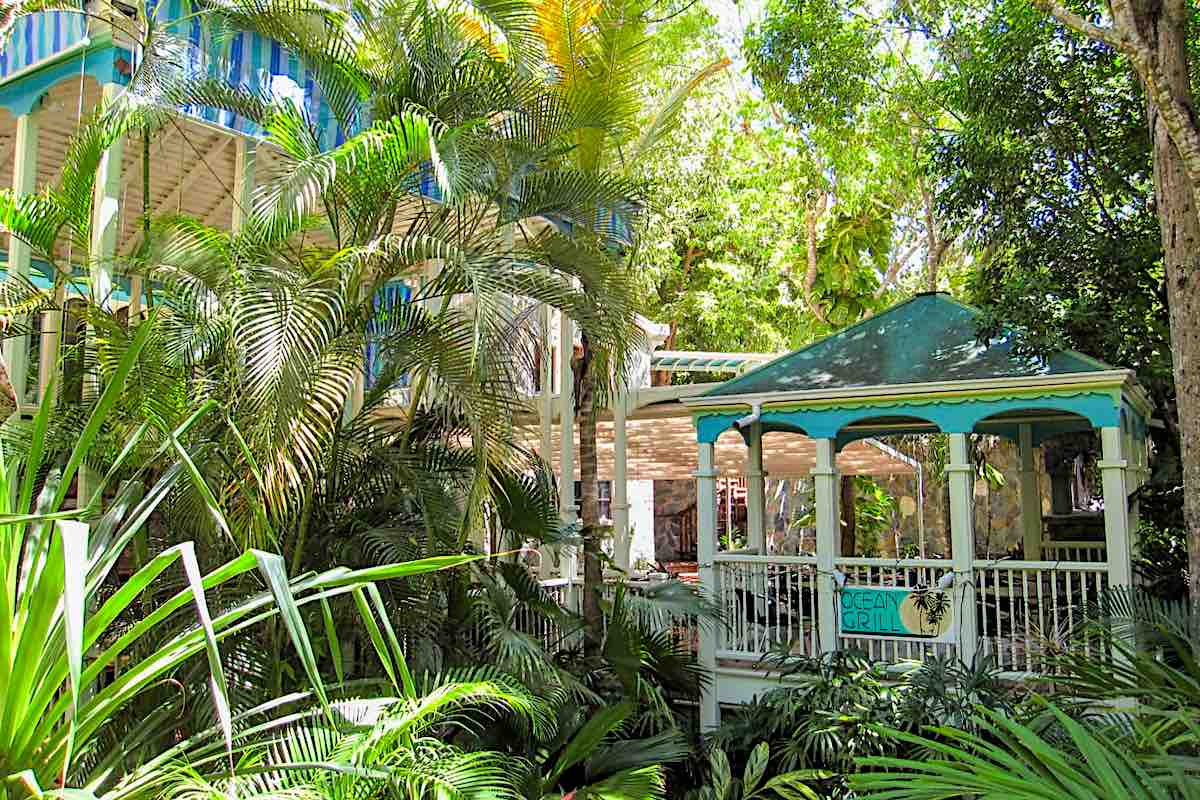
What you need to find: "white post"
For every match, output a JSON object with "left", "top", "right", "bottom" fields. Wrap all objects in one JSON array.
[
  {"left": 539, "top": 304, "right": 554, "bottom": 460},
  {"left": 696, "top": 441, "right": 720, "bottom": 730},
  {"left": 6, "top": 108, "right": 39, "bottom": 408},
  {"left": 80, "top": 83, "right": 124, "bottom": 507},
  {"left": 231, "top": 137, "right": 256, "bottom": 231},
  {"left": 90, "top": 83, "right": 124, "bottom": 315},
  {"left": 746, "top": 422, "right": 767, "bottom": 552},
  {"left": 1100, "top": 426, "right": 1132, "bottom": 587},
  {"left": 947, "top": 432, "right": 979, "bottom": 665},
  {"left": 813, "top": 438, "right": 839, "bottom": 655},
  {"left": 612, "top": 390, "right": 630, "bottom": 569},
  {"left": 558, "top": 310, "right": 577, "bottom": 584},
  {"left": 538, "top": 303, "right": 555, "bottom": 578},
  {"left": 1018, "top": 424, "right": 1042, "bottom": 561}
]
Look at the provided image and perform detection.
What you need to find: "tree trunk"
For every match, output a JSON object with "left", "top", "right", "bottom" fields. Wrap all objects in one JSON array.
[
  {"left": 575, "top": 333, "right": 604, "bottom": 657},
  {"left": 1134, "top": 0, "right": 1200, "bottom": 614},
  {"left": 804, "top": 191, "right": 830, "bottom": 324},
  {"left": 840, "top": 475, "right": 857, "bottom": 556},
  {"left": 1038, "top": 0, "right": 1200, "bottom": 613}
]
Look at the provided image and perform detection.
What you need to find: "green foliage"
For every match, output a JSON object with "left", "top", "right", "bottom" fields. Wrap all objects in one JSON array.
[
  {"left": 850, "top": 586, "right": 1200, "bottom": 798},
  {"left": 745, "top": 0, "right": 881, "bottom": 135},
  {"left": 928, "top": 0, "right": 1174, "bottom": 459},
  {"left": 517, "top": 700, "right": 689, "bottom": 799},
  {"left": 852, "top": 476, "right": 899, "bottom": 558},
  {"left": 686, "top": 742, "right": 826, "bottom": 800},
  {"left": 710, "top": 650, "right": 1017, "bottom": 797},
  {"left": 850, "top": 702, "right": 1200, "bottom": 799},
  {"left": 0, "top": 319, "right": 486, "bottom": 796}
]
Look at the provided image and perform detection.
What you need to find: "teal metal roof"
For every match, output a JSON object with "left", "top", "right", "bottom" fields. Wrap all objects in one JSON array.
[{"left": 705, "top": 293, "right": 1111, "bottom": 398}]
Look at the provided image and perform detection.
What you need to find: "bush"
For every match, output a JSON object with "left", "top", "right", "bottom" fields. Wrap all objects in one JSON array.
[{"left": 706, "top": 649, "right": 1017, "bottom": 797}]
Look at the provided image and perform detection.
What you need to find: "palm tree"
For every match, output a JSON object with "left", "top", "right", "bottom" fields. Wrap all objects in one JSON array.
[
  {"left": 0, "top": 0, "right": 644, "bottom": 547},
  {"left": 529, "top": 0, "right": 728, "bottom": 652},
  {"left": 0, "top": 321, "right": 488, "bottom": 797},
  {"left": 1, "top": 0, "right": 653, "bottom": 697}
]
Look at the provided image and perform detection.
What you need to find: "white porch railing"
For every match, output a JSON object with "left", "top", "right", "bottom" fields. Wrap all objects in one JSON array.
[
  {"left": 835, "top": 557, "right": 956, "bottom": 664},
  {"left": 1041, "top": 541, "right": 1107, "bottom": 563},
  {"left": 711, "top": 552, "right": 1111, "bottom": 673},
  {"left": 975, "top": 560, "right": 1109, "bottom": 672},
  {"left": 714, "top": 553, "right": 819, "bottom": 660}
]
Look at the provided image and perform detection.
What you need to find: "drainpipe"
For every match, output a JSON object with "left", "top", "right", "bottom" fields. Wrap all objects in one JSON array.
[{"left": 732, "top": 401, "right": 763, "bottom": 432}]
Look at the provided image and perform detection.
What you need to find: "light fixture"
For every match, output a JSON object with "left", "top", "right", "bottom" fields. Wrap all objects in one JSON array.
[
  {"left": 936, "top": 571, "right": 955, "bottom": 591},
  {"left": 832, "top": 569, "right": 846, "bottom": 588}
]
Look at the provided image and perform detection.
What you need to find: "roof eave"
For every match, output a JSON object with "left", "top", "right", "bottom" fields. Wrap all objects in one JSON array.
[{"left": 682, "top": 370, "right": 1142, "bottom": 411}]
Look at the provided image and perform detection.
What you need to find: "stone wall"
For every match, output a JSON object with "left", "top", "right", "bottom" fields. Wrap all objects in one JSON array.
[
  {"left": 873, "top": 438, "right": 1053, "bottom": 558},
  {"left": 654, "top": 479, "right": 696, "bottom": 561}
]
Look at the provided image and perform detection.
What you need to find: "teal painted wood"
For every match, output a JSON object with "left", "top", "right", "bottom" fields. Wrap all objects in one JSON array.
[
  {"left": 0, "top": 40, "right": 129, "bottom": 115},
  {"left": 694, "top": 390, "right": 1125, "bottom": 446}
]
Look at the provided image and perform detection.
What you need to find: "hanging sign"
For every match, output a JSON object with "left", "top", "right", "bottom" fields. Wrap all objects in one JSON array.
[{"left": 838, "top": 586, "right": 956, "bottom": 643}]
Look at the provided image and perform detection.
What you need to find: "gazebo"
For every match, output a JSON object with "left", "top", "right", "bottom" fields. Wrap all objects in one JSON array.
[{"left": 681, "top": 293, "right": 1152, "bottom": 728}]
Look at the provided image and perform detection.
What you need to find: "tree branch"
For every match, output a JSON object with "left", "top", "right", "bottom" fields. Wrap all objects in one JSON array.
[{"left": 1035, "top": 0, "right": 1200, "bottom": 230}]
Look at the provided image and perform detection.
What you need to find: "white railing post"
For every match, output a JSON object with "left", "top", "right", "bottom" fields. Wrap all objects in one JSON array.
[
  {"left": 696, "top": 441, "right": 720, "bottom": 730},
  {"left": 813, "top": 438, "right": 839, "bottom": 655},
  {"left": 1100, "top": 426, "right": 1132, "bottom": 588},
  {"left": 746, "top": 422, "right": 767, "bottom": 552},
  {"left": 612, "top": 390, "right": 631, "bottom": 569},
  {"left": 1018, "top": 424, "right": 1042, "bottom": 561},
  {"left": 947, "top": 433, "right": 979, "bottom": 665}
]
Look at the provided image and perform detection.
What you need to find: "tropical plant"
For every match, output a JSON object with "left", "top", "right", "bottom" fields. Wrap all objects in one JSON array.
[
  {"left": 517, "top": 700, "right": 690, "bottom": 800},
  {"left": 0, "top": 0, "right": 656, "bottom": 698},
  {"left": 529, "top": 0, "right": 728, "bottom": 653},
  {"left": 709, "top": 649, "right": 1019, "bottom": 797},
  {"left": 686, "top": 743, "right": 826, "bottom": 800},
  {"left": 0, "top": 317, "right": 483, "bottom": 797},
  {"left": 150, "top": 666, "right": 553, "bottom": 800},
  {"left": 850, "top": 702, "right": 1200, "bottom": 800}
]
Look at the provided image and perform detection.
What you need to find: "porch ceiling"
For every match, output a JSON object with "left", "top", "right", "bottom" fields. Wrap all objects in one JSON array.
[{"left": 518, "top": 415, "right": 915, "bottom": 481}]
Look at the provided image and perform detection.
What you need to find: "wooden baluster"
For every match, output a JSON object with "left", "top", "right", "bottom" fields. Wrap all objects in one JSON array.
[
  {"left": 1065, "top": 570, "right": 1075, "bottom": 653},
  {"left": 1036, "top": 568, "right": 1046, "bottom": 672},
  {"left": 1022, "top": 570, "right": 1032, "bottom": 673}
]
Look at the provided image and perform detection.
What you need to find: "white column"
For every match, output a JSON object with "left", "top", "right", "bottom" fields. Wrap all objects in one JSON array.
[
  {"left": 1018, "top": 424, "right": 1042, "bottom": 561},
  {"left": 558, "top": 310, "right": 577, "bottom": 582},
  {"left": 1100, "top": 426, "right": 1132, "bottom": 587},
  {"left": 612, "top": 390, "right": 630, "bottom": 569},
  {"left": 539, "top": 304, "right": 554, "bottom": 460},
  {"left": 81, "top": 83, "right": 124, "bottom": 507},
  {"left": 746, "top": 423, "right": 767, "bottom": 552},
  {"left": 813, "top": 438, "right": 839, "bottom": 654},
  {"left": 90, "top": 83, "right": 124, "bottom": 314},
  {"left": 947, "top": 432, "right": 978, "bottom": 665},
  {"left": 696, "top": 441, "right": 720, "bottom": 730},
  {"left": 6, "top": 108, "right": 38, "bottom": 407},
  {"left": 231, "top": 137, "right": 256, "bottom": 231}
]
